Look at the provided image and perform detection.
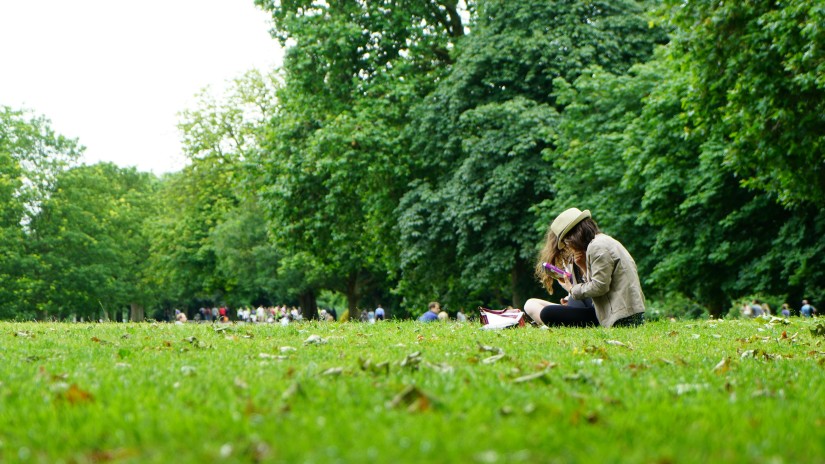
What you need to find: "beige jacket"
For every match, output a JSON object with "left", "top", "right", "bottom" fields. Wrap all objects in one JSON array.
[{"left": 569, "top": 234, "right": 645, "bottom": 327}]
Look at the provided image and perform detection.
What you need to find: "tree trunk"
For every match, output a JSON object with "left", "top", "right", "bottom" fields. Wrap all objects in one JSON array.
[
  {"left": 298, "top": 290, "right": 318, "bottom": 320},
  {"left": 130, "top": 303, "right": 145, "bottom": 322},
  {"left": 346, "top": 271, "right": 360, "bottom": 320}
]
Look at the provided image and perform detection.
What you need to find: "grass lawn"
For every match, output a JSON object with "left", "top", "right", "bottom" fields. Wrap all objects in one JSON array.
[{"left": 1, "top": 317, "right": 823, "bottom": 463}]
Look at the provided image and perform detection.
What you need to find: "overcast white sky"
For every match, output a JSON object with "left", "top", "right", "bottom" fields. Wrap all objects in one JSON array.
[{"left": 0, "top": 0, "right": 283, "bottom": 174}]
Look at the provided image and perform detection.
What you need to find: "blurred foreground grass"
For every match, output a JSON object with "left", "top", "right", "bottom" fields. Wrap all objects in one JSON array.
[{"left": 1, "top": 318, "right": 824, "bottom": 463}]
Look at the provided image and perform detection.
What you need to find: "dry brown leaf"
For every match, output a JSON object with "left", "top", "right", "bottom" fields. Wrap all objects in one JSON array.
[
  {"left": 65, "top": 384, "right": 94, "bottom": 404},
  {"left": 712, "top": 357, "right": 730, "bottom": 374}
]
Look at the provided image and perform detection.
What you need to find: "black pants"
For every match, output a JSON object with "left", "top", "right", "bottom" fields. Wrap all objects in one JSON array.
[{"left": 540, "top": 298, "right": 598, "bottom": 327}]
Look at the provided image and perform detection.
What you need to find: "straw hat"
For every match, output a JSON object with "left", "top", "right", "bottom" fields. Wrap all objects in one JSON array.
[{"left": 550, "top": 208, "right": 591, "bottom": 249}]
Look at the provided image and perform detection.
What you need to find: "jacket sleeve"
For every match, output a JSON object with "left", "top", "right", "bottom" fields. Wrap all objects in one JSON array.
[{"left": 570, "top": 243, "right": 614, "bottom": 300}]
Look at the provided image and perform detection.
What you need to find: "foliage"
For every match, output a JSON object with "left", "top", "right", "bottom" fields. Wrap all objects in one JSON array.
[
  {"left": 27, "top": 163, "right": 159, "bottom": 320},
  {"left": 0, "top": 107, "right": 80, "bottom": 318},
  {"left": 1, "top": 319, "right": 824, "bottom": 462},
  {"left": 254, "top": 0, "right": 465, "bottom": 318},
  {"left": 665, "top": 0, "right": 825, "bottom": 207},
  {"left": 398, "top": 0, "right": 667, "bottom": 312},
  {"left": 147, "top": 70, "right": 281, "bottom": 309}
]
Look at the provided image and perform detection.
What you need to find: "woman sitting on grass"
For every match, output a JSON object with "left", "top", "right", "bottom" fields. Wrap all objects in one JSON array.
[{"left": 524, "top": 208, "right": 645, "bottom": 328}]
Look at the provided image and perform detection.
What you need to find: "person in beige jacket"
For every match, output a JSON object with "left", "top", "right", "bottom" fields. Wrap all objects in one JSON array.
[{"left": 524, "top": 208, "right": 645, "bottom": 328}]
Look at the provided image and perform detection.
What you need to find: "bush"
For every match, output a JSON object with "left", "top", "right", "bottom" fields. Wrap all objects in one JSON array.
[{"left": 646, "top": 293, "right": 709, "bottom": 320}]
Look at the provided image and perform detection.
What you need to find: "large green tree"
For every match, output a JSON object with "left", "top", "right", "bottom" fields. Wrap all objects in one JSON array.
[
  {"left": 28, "top": 163, "right": 158, "bottom": 320},
  {"left": 255, "top": 0, "right": 465, "bottom": 318},
  {"left": 399, "top": 0, "right": 666, "bottom": 311},
  {"left": 0, "top": 106, "right": 80, "bottom": 318},
  {"left": 148, "top": 70, "right": 281, "bottom": 311},
  {"left": 666, "top": 0, "right": 825, "bottom": 207}
]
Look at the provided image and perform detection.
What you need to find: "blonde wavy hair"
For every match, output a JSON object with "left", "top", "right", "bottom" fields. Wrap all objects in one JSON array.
[{"left": 534, "top": 227, "right": 573, "bottom": 294}]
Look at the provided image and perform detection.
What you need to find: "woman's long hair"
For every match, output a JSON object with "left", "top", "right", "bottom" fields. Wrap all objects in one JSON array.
[
  {"left": 534, "top": 218, "right": 600, "bottom": 293},
  {"left": 534, "top": 228, "right": 568, "bottom": 293}
]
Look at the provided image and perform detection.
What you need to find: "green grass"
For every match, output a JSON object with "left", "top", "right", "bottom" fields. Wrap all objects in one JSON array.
[{"left": 1, "top": 318, "right": 823, "bottom": 463}]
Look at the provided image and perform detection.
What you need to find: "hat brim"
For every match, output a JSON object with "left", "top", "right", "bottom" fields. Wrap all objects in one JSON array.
[{"left": 556, "top": 210, "right": 591, "bottom": 249}]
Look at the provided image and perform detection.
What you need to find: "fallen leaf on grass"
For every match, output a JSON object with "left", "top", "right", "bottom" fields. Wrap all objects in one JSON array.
[
  {"left": 673, "top": 383, "right": 708, "bottom": 395},
  {"left": 627, "top": 363, "right": 649, "bottom": 372},
  {"left": 810, "top": 323, "right": 825, "bottom": 337},
  {"left": 424, "top": 362, "right": 453, "bottom": 374},
  {"left": 477, "top": 342, "right": 504, "bottom": 355},
  {"left": 63, "top": 384, "right": 94, "bottom": 404},
  {"left": 563, "top": 372, "right": 592, "bottom": 383},
  {"left": 513, "top": 370, "right": 551, "bottom": 384},
  {"left": 400, "top": 352, "right": 423, "bottom": 370},
  {"left": 482, "top": 353, "right": 506, "bottom": 364},
  {"left": 387, "top": 385, "right": 436, "bottom": 412},
  {"left": 281, "top": 382, "right": 303, "bottom": 401},
  {"left": 605, "top": 340, "right": 632, "bottom": 350},
  {"left": 740, "top": 349, "right": 782, "bottom": 360},
  {"left": 321, "top": 367, "right": 344, "bottom": 376},
  {"left": 180, "top": 366, "right": 196, "bottom": 376},
  {"left": 84, "top": 448, "right": 138, "bottom": 462},
  {"left": 577, "top": 345, "right": 609, "bottom": 359},
  {"left": 304, "top": 334, "right": 327, "bottom": 345},
  {"left": 258, "top": 353, "right": 287, "bottom": 360},
  {"left": 712, "top": 357, "right": 730, "bottom": 374},
  {"left": 280, "top": 346, "right": 297, "bottom": 353},
  {"left": 359, "top": 357, "right": 390, "bottom": 375},
  {"left": 14, "top": 331, "right": 33, "bottom": 338}
]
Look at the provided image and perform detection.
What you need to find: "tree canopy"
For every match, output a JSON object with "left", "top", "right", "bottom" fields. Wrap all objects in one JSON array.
[{"left": 1, "top": 0, "right": 823, "bottom": 320}]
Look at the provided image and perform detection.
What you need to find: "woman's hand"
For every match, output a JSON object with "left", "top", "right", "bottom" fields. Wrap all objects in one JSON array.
[
  {"left": 557, "top": 277, "right": 573, "bottom": 292},
  {"left": 560, "top": 296, "right": 569, "bottom": 306}
]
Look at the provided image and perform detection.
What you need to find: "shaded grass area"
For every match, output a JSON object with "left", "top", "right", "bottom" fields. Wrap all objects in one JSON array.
[{"left": 1, "top": 318, "right": 824, "bottom": 463}]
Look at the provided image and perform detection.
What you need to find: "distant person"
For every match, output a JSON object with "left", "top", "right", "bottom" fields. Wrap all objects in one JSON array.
[
  {"left": 741, "top": 303, "right": 753, "bottom": 318},
  {"left": 419, "top": 302, "right": 441, "bottom": 322},
  {"left": 781, "top": 303, "right": 791, "bottom": 318},
  {"left": 524, "top": 208, "right": 645, "bottom": 327},
  {"left": 437, "top": 311, "right": 449, "bottom": 322},
  {"left": 375, "top": 305, "right": 385, "bottom": 321},
  {"left": 329, "top": 307, "right": 338, "bottom": 321},
  {"left": 456, "top": 309, "right": 467, "bottom": 322},
  {"left": 360, "top": 310, "right": 370, "bottom": 322},
  {"left": 761, "top": 301, "right": 772, "bottom": 317},
  {"left": 750, "top": 300, "right": 764, "bottom": 317},
  {"left": 801, "top": 300, "right": 815, "bottom": 318}
]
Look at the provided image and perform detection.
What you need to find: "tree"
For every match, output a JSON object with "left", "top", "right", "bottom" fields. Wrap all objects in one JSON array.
[
  {"left": 0, "top": 106, "right": 80, "bottom": 318},
  {"left": 399, "top": 0, "right": 667, "bottom": 311},
  {"left": 666, "top": 0, "right": 825, "bottom": 207},
  {"left": 28, "top": 163, "right": 159, "bottom": 320},
  {"left": 255, "top": 0, "right": 465, "bottom": 318},
  {"left": 148, "top": 70, "right": 281, "bottom": 312}
]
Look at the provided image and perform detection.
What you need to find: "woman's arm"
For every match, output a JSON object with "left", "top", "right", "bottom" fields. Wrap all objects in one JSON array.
[{"left": 570, "top": 244, "right": 614, "bottom": 300}]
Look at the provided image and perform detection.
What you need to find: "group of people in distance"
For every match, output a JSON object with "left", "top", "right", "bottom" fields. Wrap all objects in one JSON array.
[{"left": 744, "top": 299, "right": 817, "bottom": 318}]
